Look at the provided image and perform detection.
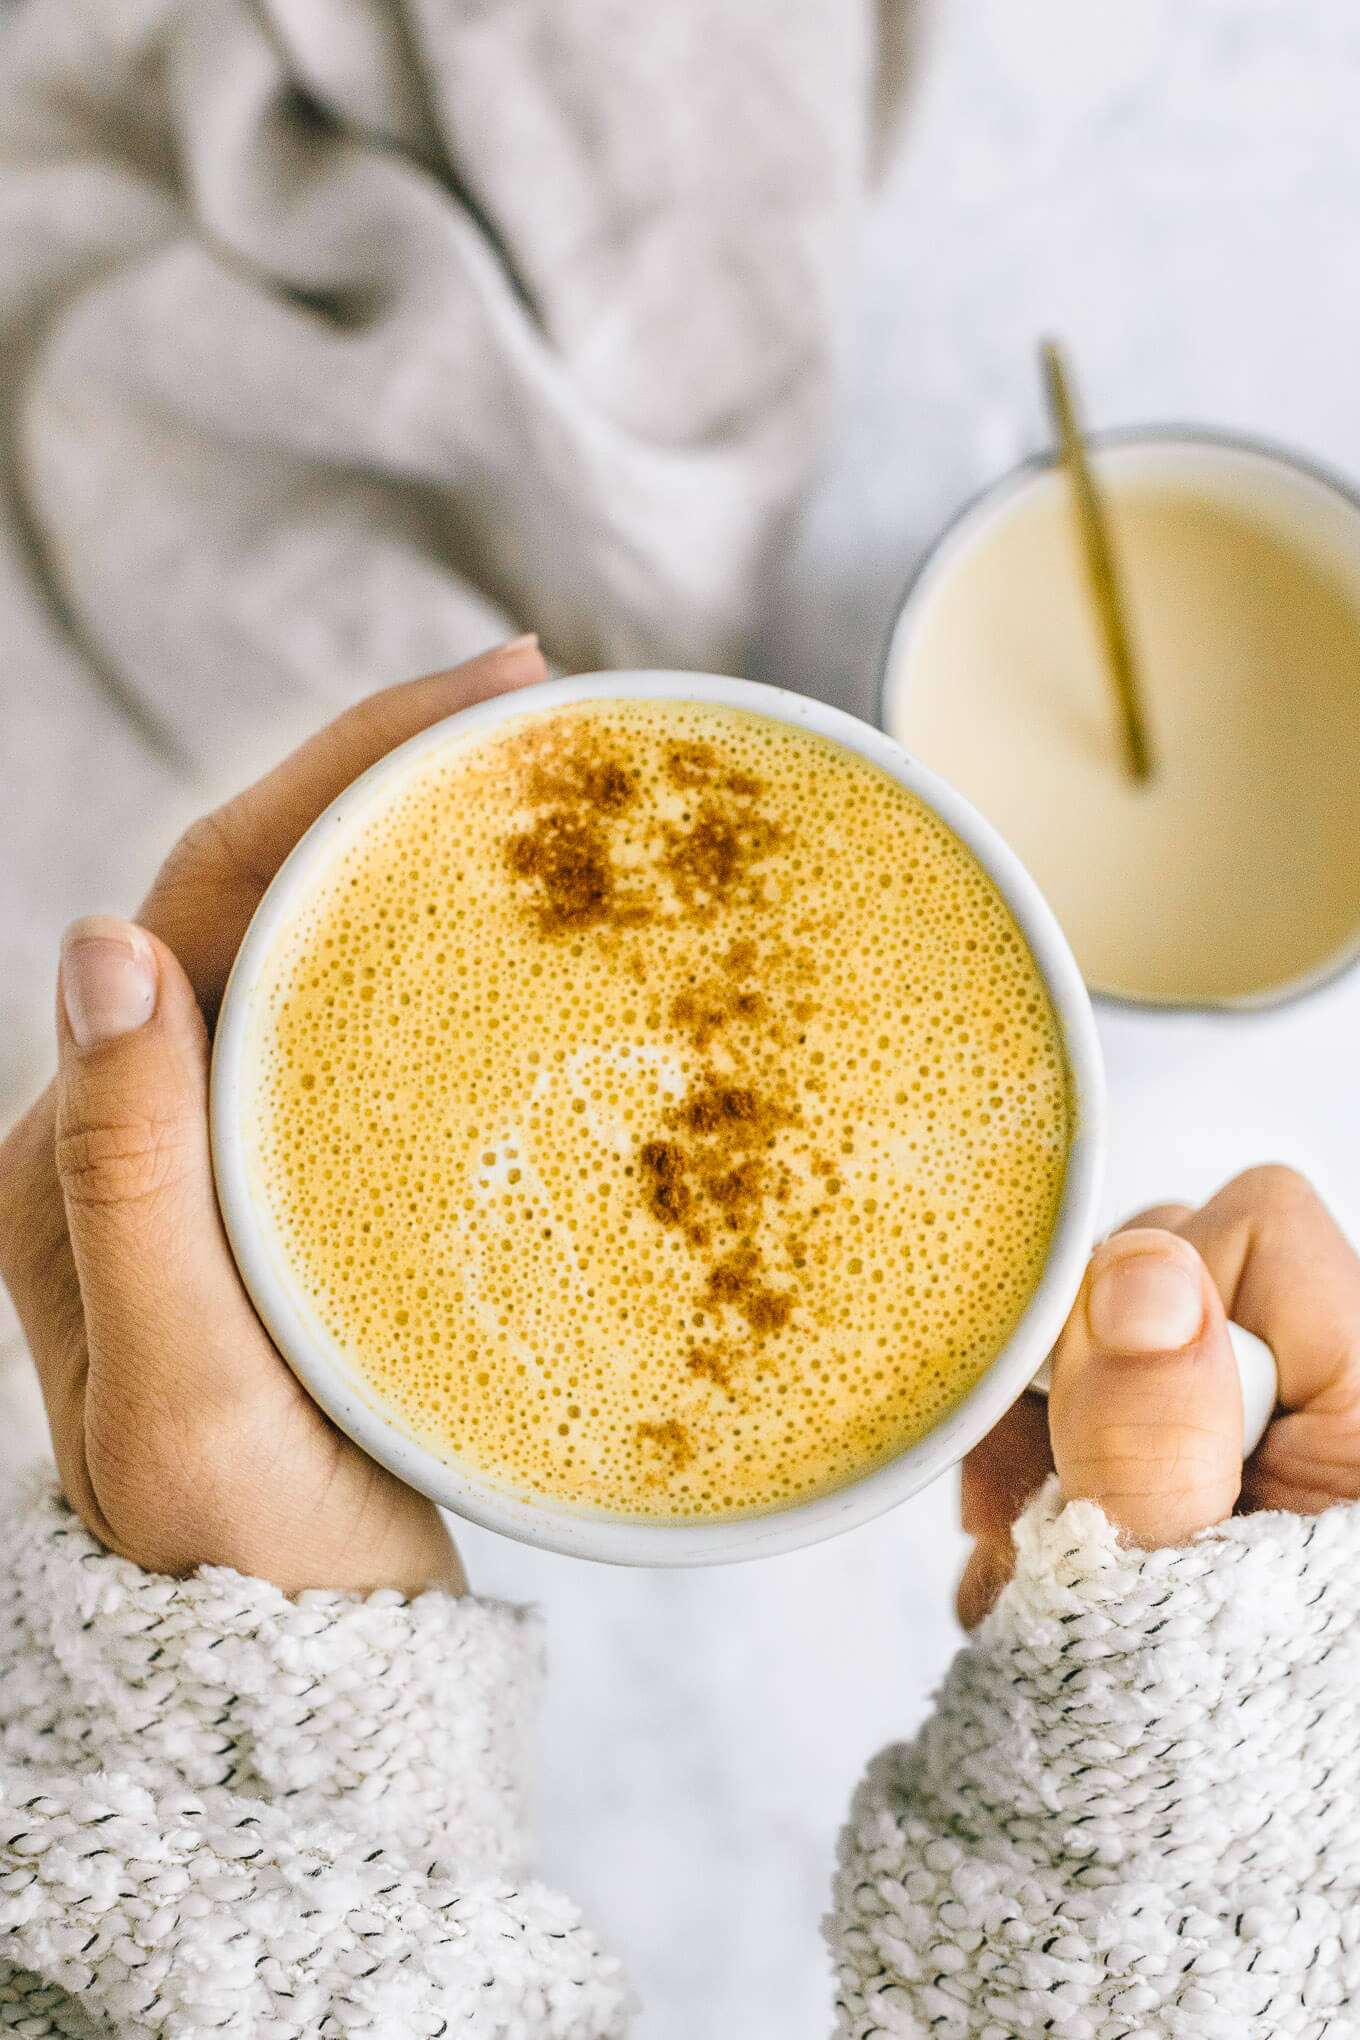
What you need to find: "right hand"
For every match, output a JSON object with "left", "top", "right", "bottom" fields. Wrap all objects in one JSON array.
[
  {"left": 959, "top": 1165, "right": 1360, "bottom": 1627},
  {"left": 0, "top": 638, "right": 547, "bottom": 1595}
]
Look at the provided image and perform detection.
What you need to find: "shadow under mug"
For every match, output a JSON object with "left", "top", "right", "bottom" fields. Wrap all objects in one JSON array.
[{"left": 210, "top": 671, "right": 1106, "bottom": 1565}]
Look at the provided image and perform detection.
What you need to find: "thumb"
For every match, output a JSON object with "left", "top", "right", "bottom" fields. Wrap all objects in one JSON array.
[
  {"left": 1049, "top": 1228, "right": 1244, "bottom": 1546},
  {"left": 54, "top": 916, "right": 247, "bottom": 1424}
]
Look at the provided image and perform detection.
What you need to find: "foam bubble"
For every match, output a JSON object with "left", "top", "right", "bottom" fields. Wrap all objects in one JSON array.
[{"left": 242, "top": 700, "right": 1072, "bottom": 1519}]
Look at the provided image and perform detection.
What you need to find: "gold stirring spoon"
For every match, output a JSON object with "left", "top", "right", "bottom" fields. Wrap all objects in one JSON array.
[{"left": 1040, "top": 339, "right": 1156, "bottom": 783}]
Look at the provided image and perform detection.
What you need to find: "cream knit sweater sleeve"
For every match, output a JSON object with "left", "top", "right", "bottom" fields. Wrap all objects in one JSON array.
[
  {"left": 7, "top": 1469, "right": 1357, "bottom": 2038},
  {"left": 0, "top": 1476, "right": 629, "bottom": 2038},
  {"left": 828, "top": 1476, "right": 1360, "bottom": 2038}
]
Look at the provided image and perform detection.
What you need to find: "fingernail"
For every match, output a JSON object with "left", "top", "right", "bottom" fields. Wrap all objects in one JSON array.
[
  {"left": 1088, "top": 1244, "right": 1204, "bottom": 1353},
  {"left": 501, "top": 632, "right": 539, "bottom": 653},
  {"left": 61, "top": 917, "right": 157, "bottom": 1049}
]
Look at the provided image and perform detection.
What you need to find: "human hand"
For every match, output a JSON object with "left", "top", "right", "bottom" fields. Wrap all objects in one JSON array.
[
  {"left": 0, "top": 638, "right": 547, "bottom": 1594},
  {"left": 957, "top": 1165, "right": 1360, "bottom": 1628}
]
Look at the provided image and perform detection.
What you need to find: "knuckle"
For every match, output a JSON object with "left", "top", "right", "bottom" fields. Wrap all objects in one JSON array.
[
  {"left": 1328, "top": 1372, "right": 1360, "bottom": 1424},
  {"left": 1067, "top": 1417, "right": 1236, "bottom": 1487},
  {"left": 55, "top": 1109, "right": 196, "bottom": 1210},
  {"left": 0, "top": 1101, "right": 55, "bottom": 1273},
  {"left": 167, "top": 809, "right": 234, "bottom": 879},
  {"left": 1122, "top": 1202, "right": 1195, "bottom": 1234},
  {"left": 142, "top": 811, "right": 257, "bottom": 942},
  {"left": 167, "top": 809, "right": 261, "bottom": 894},
  {"left": 0, "top": 1132, "right": 27, "bottom": 1256},
  {"left": 1233, "top": 1162, "right": 1316, "bottom": 1214}
]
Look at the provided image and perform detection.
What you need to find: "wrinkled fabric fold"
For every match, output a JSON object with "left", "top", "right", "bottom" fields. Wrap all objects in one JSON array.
[{"left": 0, "top": 0, "right": 897, "bottom": 1117}]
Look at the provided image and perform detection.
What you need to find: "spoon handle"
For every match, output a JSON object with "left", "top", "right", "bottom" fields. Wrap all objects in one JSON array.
[{"left": 1041, "top": 338, "right": 1156, "bottom": 783}]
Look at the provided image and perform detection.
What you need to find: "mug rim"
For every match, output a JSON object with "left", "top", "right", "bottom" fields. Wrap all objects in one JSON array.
[
  {"left": 210, "top": 671, "right": 1105, "bottom": 1566},
  {"left": 877, "top": 424, "right": 1360, "bottom": 1016}
]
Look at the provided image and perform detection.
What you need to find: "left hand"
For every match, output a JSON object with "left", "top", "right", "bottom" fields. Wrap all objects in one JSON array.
[
  {"left": 958, "top": 1165, "right": 1360, "bottom": 1628},
  {"left": 0, "top": 639, "right": 546, "bottom": 1594}
]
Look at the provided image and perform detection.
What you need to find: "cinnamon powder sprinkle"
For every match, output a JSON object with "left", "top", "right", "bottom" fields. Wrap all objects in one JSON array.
[
  {"left": 665, "top": 739, "right": 765, "bottom": 802},
  {"left": 636, "top": 1417, "right": 694, "bottom": 1472},
  {"left": 635, "top": 1075, "right": 801, "bottom": 1340},
  {"left": 504, "top": 728, "right": 783, "bottom": 934},
  {"left": 528, "top": 752, "right": 637, "bottom": 814},
  {"left": 685, "top": 1342, "right": 737, "bottom": 1392},
  {"left": 704, "top": 1247, "right": 793, "bottom": 1337},
  {"left": 504, "top": 810, "right": 636, "bottom": 934},
  {"left": 638, "top": 1140, "right": 692, "bottom": 1227},
  {"left": 676, "top": 1082, "right": 758, "bottom": 1137},
  {"left": 504, "top": 732, "right": 647, "bottom": 933},
  {"left": 661, "top": 801, "right": 785, "bottom": 916},
  {"left": 703, "top": 1156, "right": 766, "bottom": 1230},
  {"left": 669, "top": 983, "right": 764, "bottom": 1053}
]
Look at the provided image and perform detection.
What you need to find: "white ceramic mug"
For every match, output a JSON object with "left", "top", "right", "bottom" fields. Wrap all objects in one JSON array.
[
  {"left": 879, "top": 427, "right": 1360, "bottom": 1014},
  {"left": 209, "top": 670, "right": 1259, "bottom": 1567}
]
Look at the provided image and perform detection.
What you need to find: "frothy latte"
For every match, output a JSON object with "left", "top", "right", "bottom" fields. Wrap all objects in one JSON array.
[{"left": 242, "top": 700, "right": 1071, "bottom": 1519}]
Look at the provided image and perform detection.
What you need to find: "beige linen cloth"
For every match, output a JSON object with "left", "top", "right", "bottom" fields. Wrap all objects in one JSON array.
[{"left": 0, "top": 0, "right": 904, "bottom": 1414}]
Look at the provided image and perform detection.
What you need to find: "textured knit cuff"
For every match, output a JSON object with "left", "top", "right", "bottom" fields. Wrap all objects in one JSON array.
[
  {"left": 0, "top": 1474, "right": 540, "bottom": 1877},
  {"left": 830, "top": 1480, "right": 1360, "bottom": 2039},
  {"left": 0, "top": 1474, "right": 630, "bottom": 2036},
  {"left": 975, "top": 1474, "right": 1360, "bottom": 1881}
]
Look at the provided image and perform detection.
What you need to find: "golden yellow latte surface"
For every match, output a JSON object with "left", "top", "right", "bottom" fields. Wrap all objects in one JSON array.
[{"left": 243, "top": 700, "right": 1071, "bottom": 1519}]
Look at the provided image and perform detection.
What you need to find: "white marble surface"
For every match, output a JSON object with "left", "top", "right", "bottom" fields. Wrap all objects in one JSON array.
[{"left": 6, "top": 4, "right": 1360, "bottom": 2035}]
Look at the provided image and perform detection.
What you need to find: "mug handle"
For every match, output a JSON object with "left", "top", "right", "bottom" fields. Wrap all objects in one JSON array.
[{"left": 1029, "top": 1321, "right": 1279, "bottom": 1457}]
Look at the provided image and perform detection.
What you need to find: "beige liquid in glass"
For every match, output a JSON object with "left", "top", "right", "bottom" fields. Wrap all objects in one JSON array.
[
  {"left": 242, "top": 700, "right": 1071, "bottom": 1520},
  {"left": 893, "top": 481, "right": 1360, "bottom": 1003}
]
